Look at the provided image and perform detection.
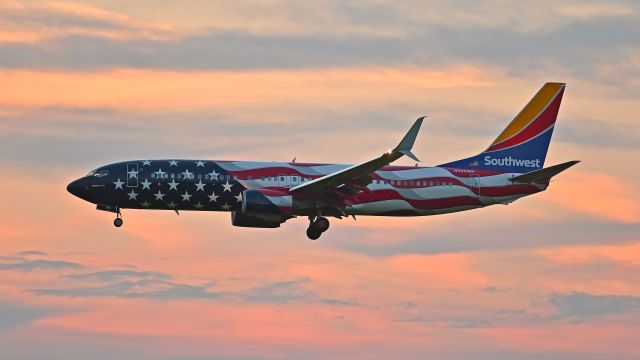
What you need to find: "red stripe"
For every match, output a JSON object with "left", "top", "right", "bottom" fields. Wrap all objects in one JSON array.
[{"left": 487, "top": 88, "right": 564, "bottom": 152}]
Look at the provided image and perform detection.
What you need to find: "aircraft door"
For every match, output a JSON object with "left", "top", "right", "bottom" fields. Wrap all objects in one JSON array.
[
  {"left": 470, "top": 175, "right": 481, "bottom": 199},
  {"left": 278, "top": 174, "right": 290, "bottom": 187},
  {"left": 126, "top": 163, "right": 139, "bottom": 187}
]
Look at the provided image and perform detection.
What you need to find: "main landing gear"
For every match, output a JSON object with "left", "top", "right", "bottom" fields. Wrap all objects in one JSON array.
[{"left": 306, "top": 216, "right": 330, "bottom": 240}]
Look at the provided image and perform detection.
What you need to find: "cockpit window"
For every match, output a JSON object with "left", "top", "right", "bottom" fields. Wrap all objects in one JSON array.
[
  {"left": 86, "top": 169, "right": 97, "bottom": 176},
  {"left": 91, "top": 169, "right": 109, "bottom": 177}
]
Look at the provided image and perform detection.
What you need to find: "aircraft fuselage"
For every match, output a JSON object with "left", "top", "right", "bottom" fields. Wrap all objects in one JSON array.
[{"left": 67, "top": 159, "right": 544, "bottom": 218}]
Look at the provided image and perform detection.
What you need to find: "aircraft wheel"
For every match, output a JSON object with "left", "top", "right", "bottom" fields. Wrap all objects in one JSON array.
[
  {"left": 113, "top": 218, "right": 123, "bottom": 228},
  {"left": 306, "top": 227, "right": 321, "bottom": 240},
  {"left": 315, "top": 217, "right": 330, "bottom": 232}
]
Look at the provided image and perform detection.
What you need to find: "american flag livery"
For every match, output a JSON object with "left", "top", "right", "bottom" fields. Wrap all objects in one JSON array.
[{"left": 67, "top": 83, "right": 579, "bottom": 240}]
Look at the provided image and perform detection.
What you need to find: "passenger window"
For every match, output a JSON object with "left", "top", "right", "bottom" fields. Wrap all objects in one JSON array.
[
  {"left": 429, "top": 181, "right": 433, "bottom": 186},
  {"left": 280, "top": 176, "right": 285, "bottom": 182}
]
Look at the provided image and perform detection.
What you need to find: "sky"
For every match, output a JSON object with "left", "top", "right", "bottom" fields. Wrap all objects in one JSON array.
[{"left": 1, "top": 0, "right": 640, "bottom": 359}]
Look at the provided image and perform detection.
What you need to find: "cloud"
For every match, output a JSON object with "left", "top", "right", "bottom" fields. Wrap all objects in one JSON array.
[
  {"left": 14, "top": 250, "right": 48, "bottom": 257},
  {"left": 0, "top": 300, "right": 50, "bottom": 331},
  {"left": 549, "top": 292, "right": 640, "bottom": 322},
  {"left": 0, "top": 2, "right": 637, "bottom": 79},
  {"left": 0, "top": 1, "right": 177, "bottom": 43},
  {"left": 31, "top": 266, "right": 354, "bottom": 305},
  {"left": 30, "top": 279, "right": 225, "bottom": 299},
  {"left": 241, "top": 278, "right": 356, "bottom": 306},
  {"left": 63, "top": 269, "right": 171, "bottom": 282},
  {"left": 0, "top": 259, "right": 83, "bottom": 272},
  {"left": 556, "top": 117, "right": 640, "bottom": 150},
  {"left": 32, "top": 276, "right": 355, "bottom": 306},
  {"left": 338, "top": 219, "right": 640, "bottom": 257}
]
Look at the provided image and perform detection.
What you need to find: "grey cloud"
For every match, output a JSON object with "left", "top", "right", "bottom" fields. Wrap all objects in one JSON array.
[
  {"left": 0, "top": 32, "right": 404, "bottom": 71},
  {"left": 0, "top": 105, "right": 414, "bottom": 170},
  {"left": 64, "top": 269, "right": 171, "bottom": 282},
  {"left": 14, "top": 250, "right": 48, "bottom": 257},
  {"left": 555, "top": 117, "right": 640, "bottom": 150},
  {"left": 31, "top": 279, "right": 224, "bottom": 299},
  {"left": 396, "top": 307, "right": 528, "bottom": 329},
  {"left": 0, "top": 259, "right": 83, "bottom": 272},
  {"left": 242, "top": 278, "right": 356, "bottom": 306},
  {"left": 338, "top": 220, "right": 640, "bottom": 257},
  {"left": 31, "top": 275, "right": 354, "bottom": 306},
  {"left": 1, "top": 15, "right": 638, "bottom": 85},
  {"left": 549, "top": 291, "right": 640, "bottom": 322},
  {"left": 0, "top": 301, "right": 49, "bottom": 331}
]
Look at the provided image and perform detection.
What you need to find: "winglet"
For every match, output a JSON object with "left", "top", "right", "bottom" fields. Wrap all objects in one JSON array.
[{"left": 395, "top": 116, "right": 425, "bottom": 162}]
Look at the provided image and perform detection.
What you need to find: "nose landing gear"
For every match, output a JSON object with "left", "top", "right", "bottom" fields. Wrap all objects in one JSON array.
[
  {"left": 306, "top": 216, "right": 330, "bottom": 240},
  {"left": 113, "top": 209, "right": 123, "bottom": 228}
]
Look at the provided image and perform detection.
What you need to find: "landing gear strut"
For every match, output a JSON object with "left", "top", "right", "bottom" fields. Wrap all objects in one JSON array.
[
  {"left": 306, "top": 216, "right": 330, "bottom": 240},
  {"left": 113, "top": 210, "right": 123, "bottom": 228}
]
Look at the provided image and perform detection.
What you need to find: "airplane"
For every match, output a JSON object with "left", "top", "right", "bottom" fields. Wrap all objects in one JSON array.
[{"left": 67, "top": 82, "right": 579, "bottom": 240}]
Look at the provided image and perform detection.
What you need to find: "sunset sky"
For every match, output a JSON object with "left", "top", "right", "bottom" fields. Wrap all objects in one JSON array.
[{"left": 1, "top": 1, "right": 640, "bottom": 359}]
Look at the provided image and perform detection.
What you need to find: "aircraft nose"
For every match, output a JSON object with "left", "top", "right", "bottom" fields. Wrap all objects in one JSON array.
[{"left": 66, "top": 178, "right": 87, "bottom": 198}]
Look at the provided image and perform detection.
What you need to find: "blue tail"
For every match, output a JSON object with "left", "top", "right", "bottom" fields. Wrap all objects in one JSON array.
[{"left": 440, "top": 82, "right": 565, "bottom": 173}]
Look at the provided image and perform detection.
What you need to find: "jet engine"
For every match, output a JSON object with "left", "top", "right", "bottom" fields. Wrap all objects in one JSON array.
[
  {"left": 230, "top": 189, "right": 293, "bottom": 228},
  {"left": 241, "top": 189, "right": 292, "bottom": 216},
  {"left": 231, "top": 212, "right": 284, "bottom": 228}
]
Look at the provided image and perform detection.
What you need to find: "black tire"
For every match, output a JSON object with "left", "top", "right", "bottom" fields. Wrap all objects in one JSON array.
[
  {"left": 306, "top": 227, "right": 321, "bottom": 240},
  {"left": 315, "top": 217, "right": 330, "bottom": 232},
  {"left": 113, "top": 218, "right": 123, "bottom": 227}
]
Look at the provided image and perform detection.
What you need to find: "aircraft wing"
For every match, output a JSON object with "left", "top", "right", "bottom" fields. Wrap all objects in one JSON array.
[{"left": 290, "top": 117, "right": 424, "bottom": 195}]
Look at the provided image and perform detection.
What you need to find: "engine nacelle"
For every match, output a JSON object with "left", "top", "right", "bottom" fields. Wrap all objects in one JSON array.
[
  {"left": 241, "top": 189, "right": 292, "bottom": 216},
  {"left": 231, "top": 212, "right": 284, "bottom": 228}
]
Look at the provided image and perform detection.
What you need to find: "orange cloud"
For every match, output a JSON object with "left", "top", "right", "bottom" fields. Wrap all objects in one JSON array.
[
  {"left": 1, "top": 66, "right": 498, "bottom": 110},
  {"left": 0, "top": 0, "right": 178, "bottom": 43},
  {"left": 544, "top": 171, "right": 640, "bottom": 223}
]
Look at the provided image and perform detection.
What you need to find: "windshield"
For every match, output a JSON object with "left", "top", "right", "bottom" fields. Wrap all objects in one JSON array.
[{"left": 87, "top": 169, "right": 109, "bottom": 177}]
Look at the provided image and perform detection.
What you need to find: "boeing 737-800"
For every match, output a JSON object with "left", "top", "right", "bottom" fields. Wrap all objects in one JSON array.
[{"left": 67, "top": 82, "right": 579, "bottom": 239}]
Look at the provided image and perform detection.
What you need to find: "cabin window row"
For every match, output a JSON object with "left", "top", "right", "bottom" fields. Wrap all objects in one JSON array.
[
  {"left": 150, "top": 173, "right": 238, "bottom": 181},
  {"left": 148, "top": 173, "right": 315, "bottom": 182},
  {"left": 372, "top": 179, "right": 454, "bottom": 187}
]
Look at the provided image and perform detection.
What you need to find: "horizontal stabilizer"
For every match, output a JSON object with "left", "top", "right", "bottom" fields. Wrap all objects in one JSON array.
[{"left": 510, "top": 160, "right": 580, "bottom": 183}]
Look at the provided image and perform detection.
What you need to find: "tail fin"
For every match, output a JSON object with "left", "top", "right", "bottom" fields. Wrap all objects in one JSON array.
[{"left": 440, "top": 82, "right": 566, "bottom": 173}]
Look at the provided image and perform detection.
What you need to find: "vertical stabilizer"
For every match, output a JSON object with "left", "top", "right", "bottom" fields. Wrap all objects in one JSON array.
[{"left": 440, "top": 82, "right": 565, "bottom": 173}]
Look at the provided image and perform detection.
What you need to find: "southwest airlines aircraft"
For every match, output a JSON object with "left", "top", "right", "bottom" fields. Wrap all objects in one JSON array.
[{"left": 68, "top": 83, "right": 578, "bottom": 240}]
